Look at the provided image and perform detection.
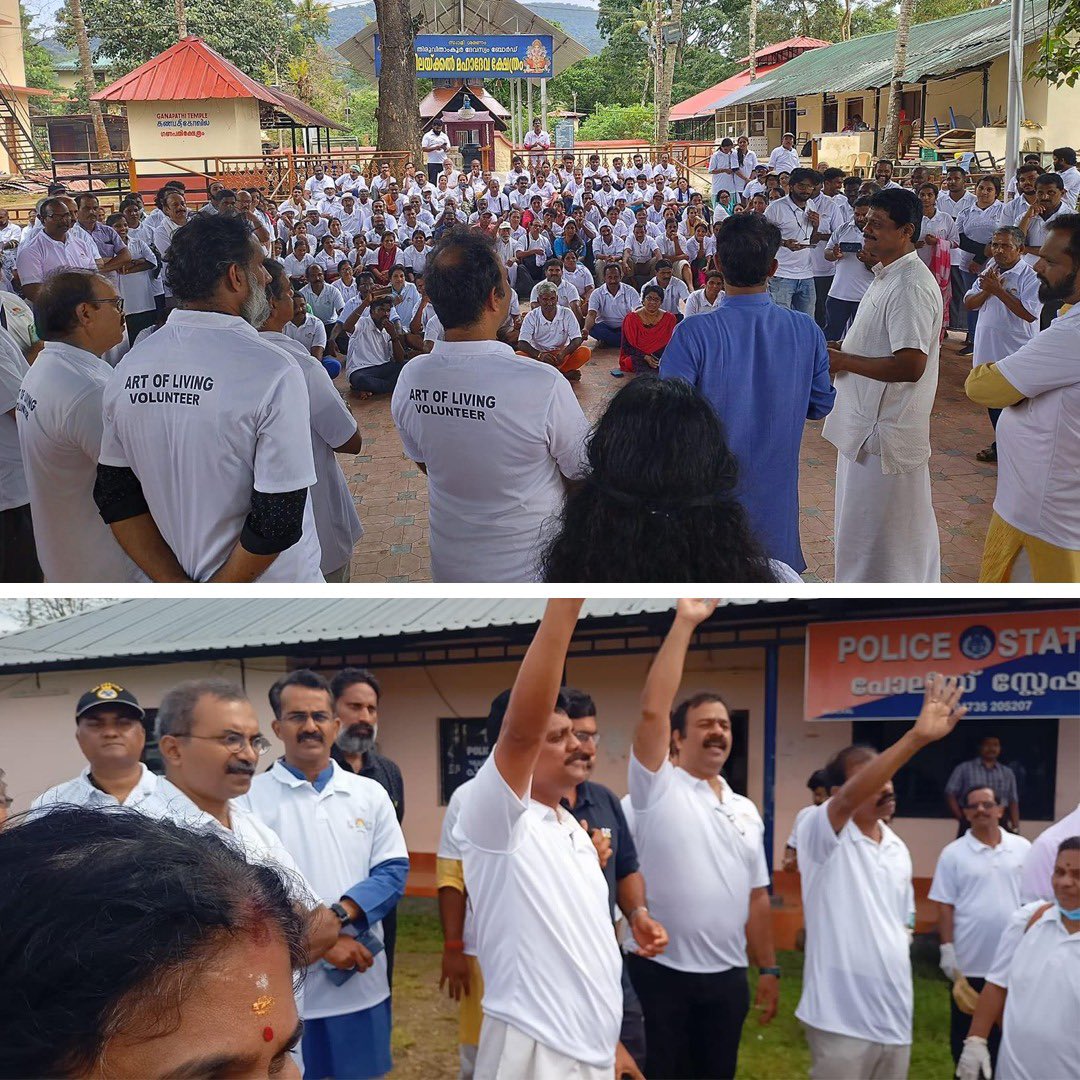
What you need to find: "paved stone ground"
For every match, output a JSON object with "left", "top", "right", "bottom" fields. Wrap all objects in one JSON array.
[{"left": 337, "top": 332, "right": 996, "bottom": 583}]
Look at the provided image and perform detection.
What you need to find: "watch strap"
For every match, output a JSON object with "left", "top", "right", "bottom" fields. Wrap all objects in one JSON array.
[
  {"left": 759, "top": 965, "right": 782, "bottom": 978},
  {"left": 329, "top": 901, "right": 351, "bottom": 926}
]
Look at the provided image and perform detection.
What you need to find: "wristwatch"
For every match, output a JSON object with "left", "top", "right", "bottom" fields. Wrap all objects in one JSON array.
[
  {"left": 759, "top": 966, "right": 782, "bottom": 978},
  {"left": 328, "top": 901, "right": 352, "bottom": 927}
]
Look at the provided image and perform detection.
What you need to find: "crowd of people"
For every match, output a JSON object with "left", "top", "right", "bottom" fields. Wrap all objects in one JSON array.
[
  {"left": 0, "top": 141, "right": 1077, "bottom": 583},
  {"left": 1, "top": 599, "right": 1077, "bottom": 1080}
]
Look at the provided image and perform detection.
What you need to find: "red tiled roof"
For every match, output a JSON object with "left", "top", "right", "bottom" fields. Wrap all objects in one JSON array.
[
  {"left": 671, "top": 65, "right": 782, "bottom": 122},
  {"left": 419, "top": 84, "right": 509, "bottom": 120},
  {"left": 92, "top": 36, "right": 342, "bottom": 129},
  {"left": 737, "top": 36, "right": 831, "bottom": 63}
]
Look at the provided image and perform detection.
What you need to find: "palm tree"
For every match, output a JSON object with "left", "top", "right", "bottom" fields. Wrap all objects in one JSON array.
[
  {"left": 654, "top": 0, "right": 684, "bottom": 143},
  {"left": 294, "top": 0, "right": 331, "bottom": 41},
  {"left": 880, "top": 0, "right": 916, "bottom": 160},
  {"left": 68, "top": 0, "right": 110, "bottom": 158}
]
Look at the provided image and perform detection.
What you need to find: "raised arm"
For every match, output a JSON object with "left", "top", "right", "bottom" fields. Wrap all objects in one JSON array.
[
  {"left": 493, "top": 599, "right": 584, "bottom": 798},
  {"left": 827, "top": 674, "right": 968, "bottom": 834},
  {"left": 634, "top": 599, "right": 719, "bottom": 771}
]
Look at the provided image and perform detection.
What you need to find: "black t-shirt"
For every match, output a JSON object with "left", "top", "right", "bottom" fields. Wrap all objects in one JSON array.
[{"left": 331, "top": 745, "right": 405, "bottom": 823}]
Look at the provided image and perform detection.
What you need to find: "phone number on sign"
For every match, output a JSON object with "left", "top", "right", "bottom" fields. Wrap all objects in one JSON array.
[{"left": 963, "top": 700, "right": 1034, "bottom": 713}]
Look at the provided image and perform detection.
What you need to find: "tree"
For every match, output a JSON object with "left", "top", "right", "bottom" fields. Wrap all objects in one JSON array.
[
  {"left": 372, "top": 0, "right": 421, "bottom": 162},
  {"left": 879, "top": 0, "right": 915, "bottom": 160},
  {"left": 176, "top": 0, "right": 187, "bottom": 36},
  {"left": 0, "top": 598, "right": 116, "bottom": 630},
  {"left": 1032, "top": 1, "right": 1080, "bottom": 87},
  {"left": 20, "top": 3, "right": 61, "bottom": 96},
  {"left": 576, "top": 103, "right": 654, "bottom": 140},
  {"left": 653, "top": 0, "right": 685, "bottom": 141},
  {"left": 67, "top": 0, "right": 111, "bottom": 157}
]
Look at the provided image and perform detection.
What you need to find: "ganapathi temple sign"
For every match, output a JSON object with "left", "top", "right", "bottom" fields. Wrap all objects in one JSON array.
[{"left": 376, "top": 34, "right": 553, "bottom": 78}]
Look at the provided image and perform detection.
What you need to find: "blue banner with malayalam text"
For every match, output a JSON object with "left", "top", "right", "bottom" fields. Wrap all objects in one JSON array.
[{"left": 375, "top": 34, "right": 554, "bottom": 79}]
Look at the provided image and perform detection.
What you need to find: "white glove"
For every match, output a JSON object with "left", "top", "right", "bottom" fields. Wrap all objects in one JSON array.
[
  {"left": 956, "top": 1036, "right": 992, "bottom": 1080},
  {"left": 940, "top": 941, "right": 960, "bottom": 981}
]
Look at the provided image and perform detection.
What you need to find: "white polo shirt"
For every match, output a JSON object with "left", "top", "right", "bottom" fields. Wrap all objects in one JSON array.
[
  {"left": 768, "top": 146, "right": 801, "bottom": 173},
  {"left": 1021, "top": 804, "right": 1080, "bottom": 902},
  {"left": 928, "top": 829, "right": 1032, "bottom": 977},
  {"left": 391, "top": 339, "right": 589, "bottom": 582},
  {"left": 625, "top": 235, "right": 659, "bottom": 262},
  {"left": 529, "top": 280, "right": 580, "bottom": 309},
  {"left": 454, "top": 754, "right": 622, "bottom": 1068},
  {"left": 99, "top": 310, "right": 322, "bottom": 583},
  {"left": 795, "top": 803, "right": 915, "bottom": 1045},
  {"left": 563, "top": 264, "right": 593, "bottom": 297},
  {"left": 300, "top": 282, "right": 345, "bottom": 326},
  {"left": 627, "top": 753, "right": 770, "bottom": 973},
  {"left": 765, "top": 196, "right": 816, "bottom": 280},
  {"left": 785, "top": 803, "right": 815, "bottom": 849},
  {"left": 284, "top": 313, "right": 327, "bottom": 355},
  {"left": 588, "top": 283, "right": 641, "bottom": 328},
  {"left": 422, "top": 130, "right": 451, "bottom": 164},
  {"left": 986, "top": 901, "right": 1080, "bottom": 1080},
  {"left": 437, "top": 779, "right": 477, "bottom": 955},
  {"left": 17, "top": 341, "right": 145, "bottom": 582},
  {"left": 236, "top": 760, "right": 408, "bottom": 1020},
  {"left": 0, "top": 326, "right": 28, "bottom": 513},
  {"left": 261, "top": 331, "right": 362, "bottom": 576},
  {"left": 965, "top": 260, "right": 1042, "bottom": 366},
  {"left": 117, "top": 237, "right": 158, "bottom": 315},
  {"left": 1023, "top": 202, "right": 1072, "bottom": 267},
  {"left": 992, "top": 304, "right": 1080, "bottom": 548},
  {"left": 520, "top": 304, "right": 581, "bottom": 353},
  {"left": 345, "top": 311, "right": 393, "bottom": 374},
  {"left": 400, "top": 244, "right": 429, "bottom": 277},
  {"left": 31, "top": 763, "right": 160, "bottom": 812},
  {"left": 642, "top": 275, "right": 689, "bottom": 315},
  {"left": 15, "top": 229, "right": 97, "bottom": 285},
  {"left": 684, "top": 288, "right": 723, "bottom": 318},
  {"left": 822, "top": 250, "right": 941, "bottom": 475}
]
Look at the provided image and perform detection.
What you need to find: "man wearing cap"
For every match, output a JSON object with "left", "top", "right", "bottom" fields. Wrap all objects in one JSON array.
[
  {"left": 31, "top": 683, "right": 160, "bottom": 810},
  {"left": 768, "top": 133, "right": 801, "bottom": 175}
]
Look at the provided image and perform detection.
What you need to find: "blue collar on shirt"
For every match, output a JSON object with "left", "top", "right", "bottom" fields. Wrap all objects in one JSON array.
[
  {"left": 278, "top": 758, "right": 334, "bottom": 792},
  {"left": 721, "top": 292, "right": 771, "bottom": 305}
]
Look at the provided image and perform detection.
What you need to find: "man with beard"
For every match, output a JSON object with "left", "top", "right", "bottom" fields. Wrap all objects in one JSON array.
[
  {"left": 94, "top": 213, "right": 323, "bottom": 583},
  {"left": 966, "top": 215, "right": 1080, "bottom": 582},
  {"left": 562, "top": 688, "right": 668, "bottom": 1074},
  {"left": 237, "top": 670, "right": 408, "bottom": 1080},
  {"left": 764, "top": 168, "right": 828, "bottom": 314},
  {"left": 331, "top": 667, "right": 405, "bottom": 983},
  {"left": 627, "top": 599, "right": 779, "bottom": 1080},
  {"left": 31, "top": 683, "right": 159, "bottom": 811}
]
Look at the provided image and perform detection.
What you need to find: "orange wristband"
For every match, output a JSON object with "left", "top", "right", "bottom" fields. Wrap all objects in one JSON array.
[{"left": 444, "top": 939, "right": 465, "bottom": 952}]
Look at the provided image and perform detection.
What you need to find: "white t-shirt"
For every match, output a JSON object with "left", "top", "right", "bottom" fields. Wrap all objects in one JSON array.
[
  {"left": 954, "top": 201, "right": 1003, "bottom": 272},
  {"left": 563, "top": 264, "right": 593, "bottom": 297},
  {"left": 391, "top": 339, "right": 589, "bottom": 582},
  {"left": 795, "top": 802, "right": 915, "bottom": 1044},
  {"left": 825, "top": 220, "right": 874, "bottom": 302},
  {"left": 993, "top": 303, "right": 1080, "bottom": 547},
  {"left": 285, "top": 313, "right": 327, "bottom": 355},
  {"left": 520, "top": 304, "right": 582, "bottom": 352},
  {"left": 0, "top": 325, "right": 28, "bottom": 512},
  {"left": 765, "top": 196, "right": 816, "bottom": 280},
  {"left": 625, "top": 235, "right": 659, "bottom": 262},
  {"left": 454, "top": 754, "right": 622, "bottom": 1068},
  {"left": 116, "top": 237, "right": 158, "bottom": 315},
  {"left": 422, "top": 130, "right": 452, "bottom": 165},
  {"left": 300, "top": 282, "right": 345, "bottom": 326},
  {"left": 642, "top": 276, "right": 689, "bottom": 315},
  {"left": 529, "top": 280, "right": 580, "bottom": 309},
  {"left": 768, "top": 146, "right": 801, "bottom": 173},
  {"left": 401, "top": 244, "right": 429, "bottom": 276},
  {"left": 986, "top": 902, "right": 1080, "bottom": 1080},
  {"left": 684, "top": 288, "right": 723, "bottom": 318},
  {"left": 785, "top": 803, "right": 815, "bottom": 849},
  {"left": 262, "top": 331, "right": 361, "bottom": 576},
  {"left": 437, "top": 779, "right": 477, "bottom": 955},
  {"left": 966, "top": 260, "right": 1042, "bottom": 367},
  {"left": 31, "top": 763, "right": 160, "bottom": 812},
  {"left": 928, "top": 829, "right": 1032, "bottom": 977},
  {"left": 1021, "top": 804, "right": 1080, "bottom": 902},
  {"left": 15, "top": 229, "right": 97, "bottom": 284},
  {"left": 822, "top": 251, "right": 941, "bottom": 474},
  {"left": 345, "top": 311, "right": 393, "bottom": 374},
  {"left": 628, "top": 753, "right": 770, "bottom": 973},
  {"left": 16, "top": 340, "right": 145, "bottom": 582},
  {"left": 588, "top": 283, "right": 641, "bottom": 328},
  {"left": 283, "top": 252, "right": 315, "bottom": 279},
  {"left": 236, "top": 760, "right": 408, "bottom": 1020},
  {"left": 99, "top": 310, "right": 322, "bottom": 582}
]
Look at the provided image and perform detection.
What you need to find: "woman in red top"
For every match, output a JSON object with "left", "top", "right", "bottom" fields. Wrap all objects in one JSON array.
[{"left": 618, "top": 285, "right": 678, "bottom": 374}]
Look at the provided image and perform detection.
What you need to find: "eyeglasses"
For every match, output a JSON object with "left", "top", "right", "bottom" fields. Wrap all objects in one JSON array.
[
  {"left": 280, "top": 711, "right": 335, "bottom": 725},
  {"left": 177, "top": 732, "right": 272, "bottom": 755},
  {"left": 85, "top": 297, "right": 125, "bottom": 314},
  {"left": 572, "top": 731, "right": 600, "bottom": 745}
]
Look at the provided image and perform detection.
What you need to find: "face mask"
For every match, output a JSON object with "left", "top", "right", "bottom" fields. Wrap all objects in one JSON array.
[{"left": 1059, "top": 903, "right": 1080, "bottom": 920}]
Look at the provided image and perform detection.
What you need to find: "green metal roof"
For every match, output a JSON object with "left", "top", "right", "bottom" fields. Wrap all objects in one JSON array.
[{"left": 728, "top": 0, "right": 1058, "bottom": 107}]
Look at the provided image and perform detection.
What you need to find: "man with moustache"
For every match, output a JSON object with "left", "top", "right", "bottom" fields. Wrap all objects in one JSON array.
[
  {"left": 31, "top": 683, "right": 159, "bottom": 810},
  {"left": 331, "top": 667, "right": 405, "bottom": 982},
  {"left": 562, "top": 688, "right": 668, "bottom": 1074},
  {"left": 966, "top": 214, "right": 1080, "bottom": 582},
  {"left": 795, "top": 674, "right": 968, "bottom": 1079},
  {"left": 237, "top": 670, "right": 408, "bottom": 1080},
  {"left": 628, "top": 599, "right": 779, "bottom": 1080}
]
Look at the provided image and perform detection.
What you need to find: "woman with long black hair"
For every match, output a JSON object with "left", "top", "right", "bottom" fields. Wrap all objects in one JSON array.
[{"left": 541, "top": 375, "right": 800, "bottom": 582}]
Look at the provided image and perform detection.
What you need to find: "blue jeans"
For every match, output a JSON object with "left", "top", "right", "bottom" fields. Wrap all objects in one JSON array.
[
  {"left": 824, "top": 297, "right": 860, "bottom": 342},
  {"left": 768, "top": 276, "right": 816, "bottom": 316}
]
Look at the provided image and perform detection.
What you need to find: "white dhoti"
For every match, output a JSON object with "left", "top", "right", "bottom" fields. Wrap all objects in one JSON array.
[
  {"left": 474, "top": 1017, "right": 610, "bottom": 1080},
  {"left": 834, "top": 448, "right": 940, "bottom": 582}
]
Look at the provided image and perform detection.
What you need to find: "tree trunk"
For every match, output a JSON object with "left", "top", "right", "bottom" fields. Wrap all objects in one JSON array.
[
  {"left": 373, "top": 0, "right": 421, "bottom": 164},
  {"left": 69, "top": 0, "right": 110, "bottom": 158},
  {"left": 880, "top": 0, "right": 915, "bottom": 160},
  {"left": 748, "top": 0, "right": 757, "bottom": 80},
  {"left": 176, "top": 0, "right": 188, "bottom": 38},
  {"left": 654, "top": 0, "right": 682, "bottom": 144},
  {"left": 841, "top": 0, "right": 852, "bottom": 42}
]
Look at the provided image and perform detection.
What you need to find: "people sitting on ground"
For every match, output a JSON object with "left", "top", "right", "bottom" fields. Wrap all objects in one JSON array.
[
  {"left": 516, "top": 281, "right": 591, "bottom": 382},
  {"left": 583, "top": 263, "right": 640, "bottom": 350},
  {"left": 345, "top": 294, "right": 406, "bottom": 399},
  {"left": 617, "top": 284, "right": 678, "bottom": 376}
]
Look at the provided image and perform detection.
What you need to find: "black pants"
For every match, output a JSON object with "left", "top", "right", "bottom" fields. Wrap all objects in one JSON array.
[
  {"left": 126, "top": 308, "right": 158, "bottom": 344},
  {"left": 813, "top": 275, "right": 832, "bottom": 329},
  {"left": 426, "top": 162, "right": 442, "bottom": 184},
  {"left": 824, "top": 297, "right": 860, "bottom": 342},
  {"left": 382, "top": 906, "right": 397, "bottom": 990},
  {"left": 620, "top": 959, "right": 647, "bottom": 1071},
  {"left": 349, "top": 361, "right": 402, "bottom": 395},
  {"left": 0, "top": 503, "right": 42, "bottom": 582},
  {"left": 627, "top": 955, "right": 749, "bottom": 1080},
  {"left": 950, "top": 976, "right": 1001, "bottom": 1066}
]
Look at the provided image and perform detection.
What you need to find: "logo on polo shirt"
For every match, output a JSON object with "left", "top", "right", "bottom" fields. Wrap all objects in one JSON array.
[
  {"left": 959, "top": 626, "right": 996, "bottom": 661},
  {"left": 350, "top": 817, "right": 368, "bottom": 830}
]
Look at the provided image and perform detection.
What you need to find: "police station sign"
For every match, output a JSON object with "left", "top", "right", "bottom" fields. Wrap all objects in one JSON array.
[{"left": 805, "top": 610, "right": 1080, "bottom": 721}]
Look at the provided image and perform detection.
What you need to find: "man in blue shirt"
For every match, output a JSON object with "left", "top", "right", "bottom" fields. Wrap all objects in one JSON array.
[{"left": 660, "top": 214, "right": 835, "bottom": 573}]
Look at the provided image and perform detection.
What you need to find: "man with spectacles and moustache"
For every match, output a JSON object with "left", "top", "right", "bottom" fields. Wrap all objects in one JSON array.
[
  {"left": 929, "top": 785, "right": 1031, "bottom": 1072},
  {"left": 31, "top": 683, "right": 158, "bottom": 811},
  {"left": 237, "top": 670, "right": 409, "bottom": 1080}
]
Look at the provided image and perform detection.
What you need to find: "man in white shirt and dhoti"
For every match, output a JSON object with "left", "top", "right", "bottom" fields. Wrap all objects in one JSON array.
[{"left": 824, "top": 188, "right": 942, "bottom": 582}]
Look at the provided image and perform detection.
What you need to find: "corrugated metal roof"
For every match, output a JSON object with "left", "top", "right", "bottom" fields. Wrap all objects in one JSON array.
[
  {"left": 736, "top": 37, "right": 832, "bottom": 64},
  {"left": 335, "top": 0, "right": 590, "bottom": 79},
  {"left": 728, "top": 0, "right": 1057, "bottom": 107},
  {"left": 0, "top": 598, "right": 787, "bottom": 672},
  {"left": 93, "top": 36, "right": 345, "bottom": 130}
]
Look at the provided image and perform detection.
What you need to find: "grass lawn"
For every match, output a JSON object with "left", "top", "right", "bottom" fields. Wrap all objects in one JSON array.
[{"left": 390, "top": 899, "right": 955, "bottom": 1079}]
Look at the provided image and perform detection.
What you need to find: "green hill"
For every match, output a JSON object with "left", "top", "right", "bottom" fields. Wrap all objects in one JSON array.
[{"left": 327, "top": 2, "right": 604, "bottom": 57}]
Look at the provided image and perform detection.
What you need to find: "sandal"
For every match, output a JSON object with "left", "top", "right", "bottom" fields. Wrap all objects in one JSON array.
[{"left": 976, "top": 443, "right": 997, "bottom": 463}]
